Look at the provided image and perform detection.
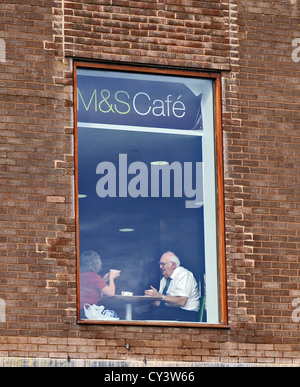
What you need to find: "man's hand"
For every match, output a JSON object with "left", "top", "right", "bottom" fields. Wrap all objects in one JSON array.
[
  {"left": 145, "top": 285, "right": 188, "bottom": 307},
  {"left": 145, "top": 286, "right": 162, "bottom": 298}
]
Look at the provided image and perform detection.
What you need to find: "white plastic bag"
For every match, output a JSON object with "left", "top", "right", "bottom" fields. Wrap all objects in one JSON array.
[{"left": 84, "top": 303, "right": 119, "bottom": 321}]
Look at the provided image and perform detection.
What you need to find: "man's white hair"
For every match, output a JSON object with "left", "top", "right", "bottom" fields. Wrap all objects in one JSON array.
[{"left": 169, "top": 253, "right": 180, "bottom": 267}]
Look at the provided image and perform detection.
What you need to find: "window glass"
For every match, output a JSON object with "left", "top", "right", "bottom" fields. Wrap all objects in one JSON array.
[{"left": 75, "top": 65, "right": 225, "bottom": 325}]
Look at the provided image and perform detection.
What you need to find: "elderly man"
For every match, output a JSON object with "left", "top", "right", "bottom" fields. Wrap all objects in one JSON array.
[{"left": 145, "top": 251, "right": 200, "bottom": 322}]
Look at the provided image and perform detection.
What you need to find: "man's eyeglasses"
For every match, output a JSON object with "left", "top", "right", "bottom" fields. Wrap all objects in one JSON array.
[{"left": 159, "top": 262, "right": 172, "bottom": 267}]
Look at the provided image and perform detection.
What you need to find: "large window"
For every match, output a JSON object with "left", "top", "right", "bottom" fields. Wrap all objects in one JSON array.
[{"left": 74, "top": 63, "right": 227, "bottom": 326}]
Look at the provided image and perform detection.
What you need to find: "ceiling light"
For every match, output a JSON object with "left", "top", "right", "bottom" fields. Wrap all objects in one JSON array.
[
  {"left": 150, "top": 161, "right": 169, "bottom": 166},
  {"left": 118, "top": 228, "right": 135, "bottom": 232}
]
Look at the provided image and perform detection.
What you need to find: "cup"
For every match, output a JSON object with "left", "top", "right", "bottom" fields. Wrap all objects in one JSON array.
[
  {"left": 121, "top": 291, "right": 133, "bottom": 296},
  {"left": 109, "top": 269, "right": 121, "bottom": 279}
]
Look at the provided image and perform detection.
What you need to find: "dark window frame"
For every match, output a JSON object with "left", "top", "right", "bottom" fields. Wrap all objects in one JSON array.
[{"left": 73, "top": 62, "right": 227, "bottom": 328}]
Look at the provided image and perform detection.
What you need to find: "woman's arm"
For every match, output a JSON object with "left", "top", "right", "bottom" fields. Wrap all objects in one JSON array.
[{"left": 101, "top": 270, "right": 120, "bottom": 297}]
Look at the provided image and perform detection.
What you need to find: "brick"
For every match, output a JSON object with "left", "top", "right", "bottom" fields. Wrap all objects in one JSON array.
[{"left": 0, "top": 0, "right": 300, "bottom": 367}]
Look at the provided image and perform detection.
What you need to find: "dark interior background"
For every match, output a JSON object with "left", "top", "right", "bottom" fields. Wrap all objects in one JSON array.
[{"left": 77, "top": 128, "right": 205, "bottom": 298}]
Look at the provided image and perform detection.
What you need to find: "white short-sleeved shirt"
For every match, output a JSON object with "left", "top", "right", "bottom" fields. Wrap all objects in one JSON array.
[{"left": 159, "top": 266, "right": 200, "bottom": 312}]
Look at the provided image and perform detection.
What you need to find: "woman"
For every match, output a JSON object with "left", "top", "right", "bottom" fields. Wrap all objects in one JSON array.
[{"left": 79, "top": 250, "right": 120, "bottom": 314}]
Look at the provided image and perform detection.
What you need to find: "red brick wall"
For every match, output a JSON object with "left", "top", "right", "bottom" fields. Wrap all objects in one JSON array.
[{"left": 0, "top": 0, "right": 300, "bottom": 365}]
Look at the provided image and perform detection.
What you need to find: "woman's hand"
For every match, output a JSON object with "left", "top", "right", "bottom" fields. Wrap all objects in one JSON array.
[
  {"left": 109, "top": 269, "right": 121, "bottom": 280},
  {"left": 102, "top": 270, "right": 121, "bottom": 297},
  {"left": 103, "top": 270, "right": 120, "bottom": 283},
  {"left": 103, "top": 272, "right": 110, "bottom": 282}
]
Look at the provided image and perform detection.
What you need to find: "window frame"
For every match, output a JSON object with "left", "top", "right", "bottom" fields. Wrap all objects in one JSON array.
[{"left": 73, "top": 61, "right": 227, "bottom": 328}]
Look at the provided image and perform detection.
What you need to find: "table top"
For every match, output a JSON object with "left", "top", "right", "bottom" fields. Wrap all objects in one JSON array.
[{"left": 109, "top": 295, "right": 162, "bottom": 304}]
